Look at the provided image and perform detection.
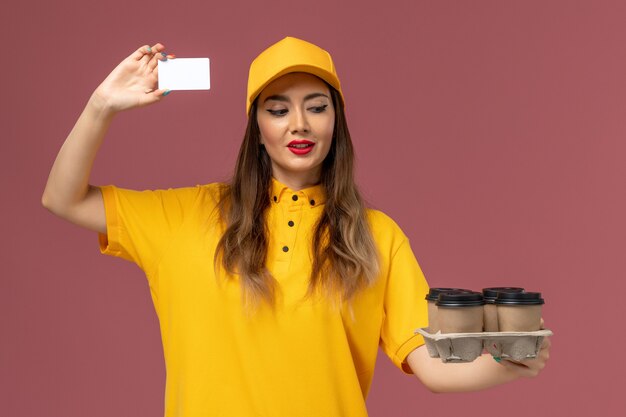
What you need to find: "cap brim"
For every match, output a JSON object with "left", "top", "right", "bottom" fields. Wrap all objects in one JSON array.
[{"left": 247, "top": 65, "right": 344, "bottom": 115}]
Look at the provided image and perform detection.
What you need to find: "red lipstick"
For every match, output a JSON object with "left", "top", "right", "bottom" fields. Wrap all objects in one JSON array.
[{"left": 287, "top": 140, "right": 315, "bottom": 155}]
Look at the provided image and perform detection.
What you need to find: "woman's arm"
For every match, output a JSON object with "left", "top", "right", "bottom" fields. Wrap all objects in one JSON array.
[
  {"left": 42, "top": 43, "right": 172, "bottom": 233},
  {"left": 407, "top": 336, "right": 551, "bottom": 393}
]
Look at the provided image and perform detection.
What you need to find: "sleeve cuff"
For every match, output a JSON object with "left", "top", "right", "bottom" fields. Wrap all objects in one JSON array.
[
  {"left": 97, "top": 185, "right": 125, "bottom": 258},
  {"left": 394, "top": 333, "right": 426, "bottom": 375}
]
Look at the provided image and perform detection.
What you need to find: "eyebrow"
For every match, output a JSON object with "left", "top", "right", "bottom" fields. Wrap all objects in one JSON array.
[{"left": 263, "top": 92, "right": 330, "bottom": 103}]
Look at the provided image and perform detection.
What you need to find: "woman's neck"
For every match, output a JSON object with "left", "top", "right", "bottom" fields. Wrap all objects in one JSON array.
[{"left": 271, "top": 168, "right": 321, "bottom": 191}]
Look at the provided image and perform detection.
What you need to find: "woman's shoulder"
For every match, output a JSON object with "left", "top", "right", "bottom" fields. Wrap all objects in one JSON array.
[
  {"left": 365, "top": 207, "right": 402, "bottom": 228},
  {"left": 194, "top": 182, "right": 230, "bottom": 207},
  {"left": 154, "top": 182, "right": 228, "bottom": 203},
  {"left": 101, "top": 183, "right": 229, "bottom": 215},
  {"left": 197, "top": 182, "right": 229, "bottom": 196},
  {"left": 365, "top": 208, "right": 409, "bottom": 246}
]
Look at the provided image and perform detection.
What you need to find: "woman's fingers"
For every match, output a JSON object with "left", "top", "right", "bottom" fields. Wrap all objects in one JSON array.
[
  {"left": 131, "top": 44, "right": 153, "bottom": 61},
  {"left": 499, "top": 336, "right": 551, "bottom": 378},
  {"left": 139, "top": 48, "right": 154, "bottom": 65},
  {"left": 539, "top": 336, "right": 551, "bottom": 361},
  {"left": 501, "top": 358, "right": 540, "bottom": 378},
  {"left": 157, "top": 89, "right": 172, "bottom": 98},
  {"left": 150, "top": 43, "right": 166, "bottom": 58},
  {"left": 148, "top": 51, "right": 169, "bottom": 72},
  {"left": 134, "top": 88, "right": 171, "bottom": 107},
  {"left": 144, "top": 88, "right": 172, "bottom": 105},
  {"left": 129, "top": 43, "right": 168, "bottom": 67},
  {"left": 137, "top": 43, "right": 166, "bottom": 65}
]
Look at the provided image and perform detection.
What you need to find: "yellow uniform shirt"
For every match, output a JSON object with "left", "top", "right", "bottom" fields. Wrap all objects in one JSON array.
[{"left": 98, "top": 177, "right": 429, "bottom": 416}]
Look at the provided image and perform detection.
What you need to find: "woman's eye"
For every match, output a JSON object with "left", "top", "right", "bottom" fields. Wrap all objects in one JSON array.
[
  {"left": 309, "top": 104, "right": 328, "bottom": 113},
  {"left": 267, "top": 109, "right": 288, "bottom": 116}
]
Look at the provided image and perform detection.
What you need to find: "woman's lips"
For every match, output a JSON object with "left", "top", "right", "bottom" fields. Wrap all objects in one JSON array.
[{"left": 288, "top": 140, "right": 315, "bottom": 155}]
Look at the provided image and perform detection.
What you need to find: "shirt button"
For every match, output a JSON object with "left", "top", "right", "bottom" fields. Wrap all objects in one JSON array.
[
  {"left": 310, "top": 199, "right": 315, "bottom": 206},
  {"left": 282, "top": 246, "right": 289, "bottom": 252},
  {"left": 273, "top": 196, "right": 277, "bottom": 202},
  {"left": 288, "top": 220, "right": 294, "bottom": 227},
  {"left": 292, "top": 195, "right": 298, "bottom": 201}
]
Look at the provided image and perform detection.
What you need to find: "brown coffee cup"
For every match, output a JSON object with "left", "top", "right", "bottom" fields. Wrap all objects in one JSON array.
[
  {"left": 482, "top": 287, "right": 525, "bottom": 332},
  {"left": 425, "top": 288, "right": 472, "bottom": 333},
  {"left": 495, "top": 292, "right": 544, "bottom": 332},
  {"left": 436, "top": 291, "right": 485, "bottom": 333}
]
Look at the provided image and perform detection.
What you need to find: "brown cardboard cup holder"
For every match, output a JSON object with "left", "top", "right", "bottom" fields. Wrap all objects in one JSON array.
[{"left": 415, "top": 328, "right": 554, "bottom": 363}]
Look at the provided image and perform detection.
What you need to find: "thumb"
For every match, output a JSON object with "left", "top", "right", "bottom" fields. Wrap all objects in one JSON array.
[
  {"left": 156, "top": 89, "right": 171, "bottom": 98},
  {"left": 144, "top": 88, "right": 171, "bottom": 104}
]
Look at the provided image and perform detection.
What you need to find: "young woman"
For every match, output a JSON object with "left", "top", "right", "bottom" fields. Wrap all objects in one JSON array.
[{"left": 42, "top": 37, "right": 550, "bottom": 416}]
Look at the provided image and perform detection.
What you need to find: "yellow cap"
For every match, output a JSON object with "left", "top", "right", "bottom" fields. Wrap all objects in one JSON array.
[{"left": 246, "top": 37, "right": 344, "bottom": 115}]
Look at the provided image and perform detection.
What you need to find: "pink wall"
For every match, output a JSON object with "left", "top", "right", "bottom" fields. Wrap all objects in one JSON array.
[{"left": 3, "top": 1, "right": 625, "bottom": 416}]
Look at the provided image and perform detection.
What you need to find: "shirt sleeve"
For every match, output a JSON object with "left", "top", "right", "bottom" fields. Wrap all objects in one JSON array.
[
  {"left": 380, "top": 236, "right": 430, "bottom": 375},
  {"left": 97, "top": 185, "right": 202, "bottom": 276}
]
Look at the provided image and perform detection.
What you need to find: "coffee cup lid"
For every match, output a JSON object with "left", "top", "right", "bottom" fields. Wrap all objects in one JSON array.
[
  {"left": 436, "top": 291, "right": 485, "bottom": 307},
  {"left": 482, "top": 287, "right": 525, "bottom": 303},
  {"left": 425, "top": 287, "right": 473, "bottom": 301},
  {"left": 495, "top": 291, "right": 544, "bottom": 305}
]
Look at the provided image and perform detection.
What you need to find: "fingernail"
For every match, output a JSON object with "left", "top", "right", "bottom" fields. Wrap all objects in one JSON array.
[
  {"left": 163, "top": 90, "right": 171, "bottom": 96},
  {"left": 147, "top": 46, "right": 152, "bottom": 53},
  {"left": 493, "top": 356, "right": 501, "bottom": 363},
  {"left": 161, "top": 52, "right": 167, "bottom": 56}
]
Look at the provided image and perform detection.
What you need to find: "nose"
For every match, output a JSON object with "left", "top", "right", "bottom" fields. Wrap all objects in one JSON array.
[{"left": 289, "top": 106, "right": 310, "bottom": 134}]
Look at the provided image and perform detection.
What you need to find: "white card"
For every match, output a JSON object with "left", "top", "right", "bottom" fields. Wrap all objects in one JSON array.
[{"left": 158, "top": 58, "right": 211, "bottom": 90}]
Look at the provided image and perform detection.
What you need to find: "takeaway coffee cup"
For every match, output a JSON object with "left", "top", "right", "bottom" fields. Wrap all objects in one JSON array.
[
  {"left": 436, "top": 291, "right": 485, "bottom": 334},
  {"left": 425, "top": 288, "right": 472, "bottom": 333},
  {"left": 482, "top": 287, "right": 525, "bottom": 332},
  {"left": 495, "top": 291, "right": 544, "bottom": 332}
]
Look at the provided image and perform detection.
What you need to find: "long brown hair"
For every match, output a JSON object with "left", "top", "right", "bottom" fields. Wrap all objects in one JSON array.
[{"left": 214, "top": 86, "right": 380, "bottom": 310}]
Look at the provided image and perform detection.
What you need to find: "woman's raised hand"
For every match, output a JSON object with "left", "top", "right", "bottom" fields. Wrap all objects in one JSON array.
[
  {"left": 42, "top": 43, "right": 176, "bottom": 233},
  {"left": 91, "top": 43, "right": 174, "bottom": 114}
]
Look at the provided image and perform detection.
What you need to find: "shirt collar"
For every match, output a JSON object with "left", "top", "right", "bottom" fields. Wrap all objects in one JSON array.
[{"left": 270, "top": 177, "right": 326, "bottom": 207}]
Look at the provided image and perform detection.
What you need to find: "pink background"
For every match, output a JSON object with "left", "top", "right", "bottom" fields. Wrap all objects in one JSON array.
[{"left": 2, "top": 1, "right": 625, "bottom": 416}]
